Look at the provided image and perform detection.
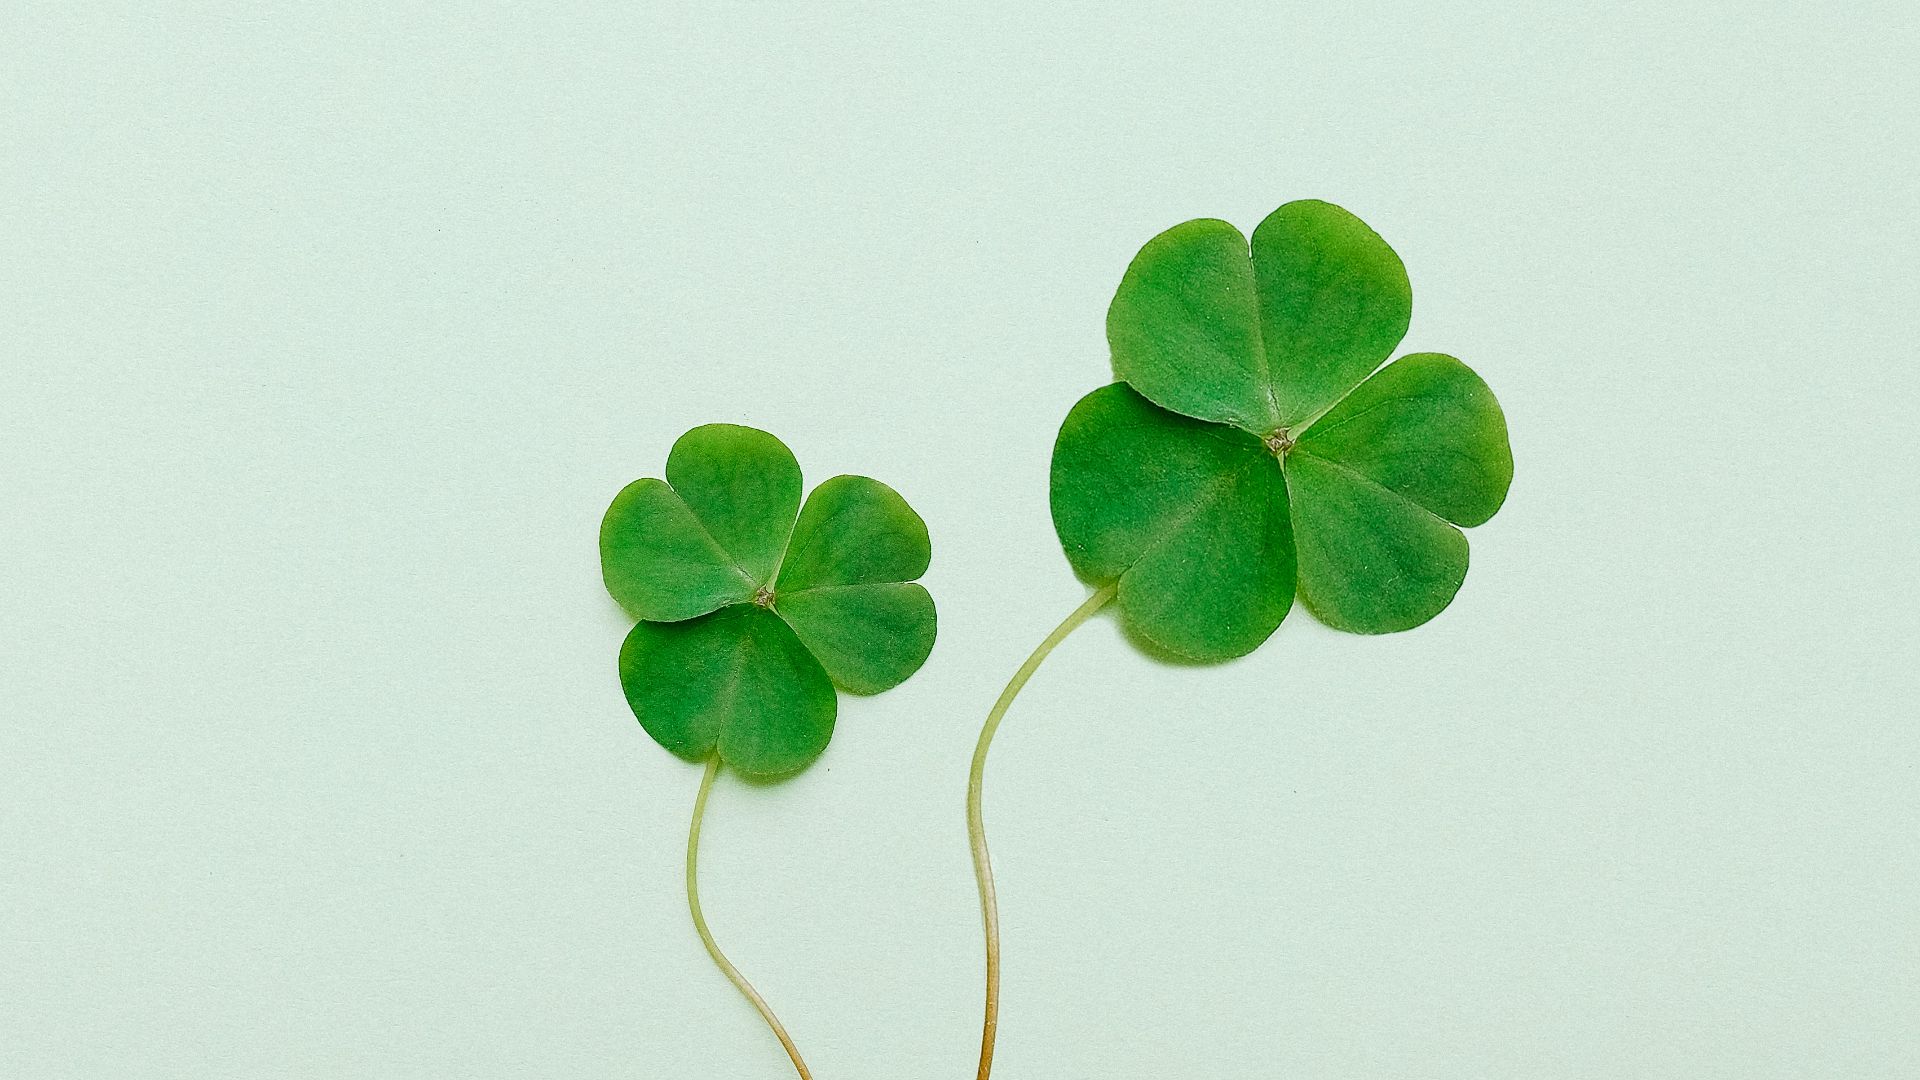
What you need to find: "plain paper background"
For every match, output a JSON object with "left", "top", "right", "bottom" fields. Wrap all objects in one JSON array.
[{"left": 4, "top": 3, "right": 1916, "bottom": 1077}]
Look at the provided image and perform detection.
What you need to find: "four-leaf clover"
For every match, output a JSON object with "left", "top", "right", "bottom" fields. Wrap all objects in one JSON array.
[
  {"left": 601, "top": 423, "right": 937, "bottom": 777},
  {"left": 1050, "top": 199, "right": 1514, "bottom": 660}
]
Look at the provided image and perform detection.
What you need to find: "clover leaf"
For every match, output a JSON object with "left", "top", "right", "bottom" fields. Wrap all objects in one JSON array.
[
  {"left": 1053, "top": 199, "right": 1513, "bottom": 657},
  {"left": 602, "top": 423, "right": 936, "bottom": 1079},
  {"left": 967, "top": 200, "right": 1517, "bottom": 1080},
  {"left": 601, "top": 423, "right": 937, "bottom": 778}
]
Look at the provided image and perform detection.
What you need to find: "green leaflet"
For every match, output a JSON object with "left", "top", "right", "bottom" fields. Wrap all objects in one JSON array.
[
  {"left": 777, "top": 474, "right": 931, "bottom": 592},
  {"left": 1283, "top": 451, "right": 1471, "bottom": 634},
  {"left": 1295, "top": 352, "right": 1513, "bottom": 528},
  {"left": 1108, "top": 218, "right": 1277, "bottom": 433},
  {"left": 1252, "top": 200, "right": 1412, "bottom": 427},
  {"left": 601, "top": 426, "right": 937, "bottom": 776},
  {"left": 600, "top": 478, "right": 754, "bottom": 622},
  {"left": 666, "top": 424, "right": 803, "bottom": 585},
  {"left": 619, "top": 605, "right": 836, "bottom": 778},
  {"left": 1051, "top": 383, "right": 1294, "bottom": 661},
  {"left": 777, "top": 583, "right": 937, "bottom": 695},
  {"left": 1106, "top": 199, "right": 1411, "bottom": 435}
]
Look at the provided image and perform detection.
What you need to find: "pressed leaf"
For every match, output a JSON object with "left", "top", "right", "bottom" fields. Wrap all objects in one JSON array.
[
  {"left": 776, "top": 475, "right": 931, "bottom": 592},
  {"left": 1296, "top": 352, "right": 1513, "bottom": 527},
  {"left": 600, "top": 478, "right": 754, "bottom": 621},
  {"left": 1251, "top": 200, "right": 1412, "bottom": 426},
  {"left": 605, "top": 427, "right": 938, "bottom": 775},
  {"left": 1284, "top": 450, "right": 1468, "bottom": 634},
  {"left": 777, "top": 582, "right": 937, "bottom": 695},
  {"left": 665, "top": 424, "right": 803, "bottom": 586},
  {"left": 619, "top": 604, "right": 837, "bottom": 777},
  {"left": 1107, "top": 218, "right": 1277, "bottom": 433},
  {"left": 1051, "top": 383, "right": 1294, "bottom": 661}
]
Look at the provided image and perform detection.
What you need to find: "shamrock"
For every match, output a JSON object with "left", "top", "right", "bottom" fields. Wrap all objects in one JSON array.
[
  {"left": 966, "top": 200, "right": 1515, "bottom": 1080},
  {"left": 600, "top": 423, "right": 937, "bottom": 777},
  {"left": 602, "top": 423, "right": 936, "bottom": 1080},
  {"left": 1050, "top": 199, "right": 1514, "bottom": 659}
]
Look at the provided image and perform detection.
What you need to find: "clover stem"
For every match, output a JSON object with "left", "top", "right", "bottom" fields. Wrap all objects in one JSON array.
[
  {"left": 967, "top": 583, "right": 1117, "bottom": 1080},
  {"left": 687, "top": 755, "right": 814, "bottom": 1080}
]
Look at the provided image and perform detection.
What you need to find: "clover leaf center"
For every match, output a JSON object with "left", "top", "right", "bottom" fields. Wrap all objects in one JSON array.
[
  {"left": 752, "top": 585, "right": 776, "bottom": 608},
  {"left": 1263, "top": 428, "right": 1296, "bottom": 458}
]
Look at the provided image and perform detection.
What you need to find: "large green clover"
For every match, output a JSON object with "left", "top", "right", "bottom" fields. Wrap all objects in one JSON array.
[
  {"left": 601, "top": 423, "right": 937, "bottom": 777},
  {"left": 966, "top": 200, "right": 1515, "bottom": 1080},
  {"left": 1052, "top": 199, "right": 1514, "bottom": 658}
]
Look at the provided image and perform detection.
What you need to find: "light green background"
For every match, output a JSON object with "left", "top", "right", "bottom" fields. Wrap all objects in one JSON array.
[{"left": 4, "top": 3, "right": 1916, "bottom": 1078}]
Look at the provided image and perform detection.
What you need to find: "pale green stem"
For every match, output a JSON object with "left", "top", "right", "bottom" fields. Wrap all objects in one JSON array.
[
  {"left": 967, "top": 584, "right": 1117, "bottom": 1080},
  {"left": 687, "top": 755, "right": 814, "bottom": 1080}
]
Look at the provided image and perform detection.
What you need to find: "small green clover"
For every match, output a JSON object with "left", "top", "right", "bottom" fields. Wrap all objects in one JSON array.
[
  {"left": 602, "top": 423, "right": 935, "bottom": 1080},
  {"left": 601, "top": 423, "right": 937, "bottom": 777},
  {"left": 1052, "top": 199, "right": 1514, "bottom": 658}
]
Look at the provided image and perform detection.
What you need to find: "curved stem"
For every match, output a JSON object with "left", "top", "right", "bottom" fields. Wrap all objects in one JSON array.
[
  {"left": 967, "top": 584, "right": 1117, "bottom": 1080},
  {"left": 687, "top": 755, "right": 814, "bottom": 1080}
]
